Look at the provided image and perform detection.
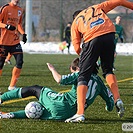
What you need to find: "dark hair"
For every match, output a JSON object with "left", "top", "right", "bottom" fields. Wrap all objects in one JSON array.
[
  {"left": 73, "top": 10, "right": 83, "bottom": 20},
  {"left": 69, "top": 57, "right": 79, "bottom": 71},
  {"left": 68, "top": 22, "right": 72, "bottom": 25},
  {"left": 69, "top": 57, "right": 99, "bottom": 74}
]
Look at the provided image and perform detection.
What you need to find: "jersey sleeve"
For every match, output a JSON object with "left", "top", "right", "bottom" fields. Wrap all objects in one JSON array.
[
  {"left": 17, "top": 10, "right": 25, "bottom": 34},
  {"left": 0, "top": 6, "right": 7, "bottom": 28},
  {"left": 71, "top": 23, "right": 82, "bottom": 55},
  {"left": 60, "top": 72, "right": 78, "bottom": 85},
  {"left": 99, "top": 0, "right": 133, "bottom": 14}
]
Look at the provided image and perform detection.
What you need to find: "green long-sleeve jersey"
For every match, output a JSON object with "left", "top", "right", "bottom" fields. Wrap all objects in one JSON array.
[{"left": 10, "top": 72, "right": 114, "bottom": 120}]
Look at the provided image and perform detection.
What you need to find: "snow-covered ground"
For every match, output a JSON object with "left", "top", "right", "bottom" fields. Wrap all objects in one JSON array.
[{"left": 21, "top": 42, "right": 133, "bottom": 55}]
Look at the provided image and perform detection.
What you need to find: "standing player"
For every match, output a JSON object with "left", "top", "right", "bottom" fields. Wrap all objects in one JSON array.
[
  {"left": 66, "top": 0, "right": 133, "bottom": 122},
  {"left": 0, "top": 0, "right": 27, "bottom": 90},
  {"left": 114, "top": 16, "right": 124, "bottom": 47},
  {"left": 64, "top": 22, "right": 71, "bottom": 54},
  {"left": 0, "top": 58, "right": 114, "bottom": 120},
  {"left": 113, "top": 16, "right": 124, "bottom": 70}
]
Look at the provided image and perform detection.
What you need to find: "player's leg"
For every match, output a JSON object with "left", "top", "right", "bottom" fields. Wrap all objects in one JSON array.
[
  {"left": 67, "top": 41, "right": 71, "bottom": 54},
  {"left": 78, "top": 39, "right": 102, "bottom": 110},
  {"left": 0, "top": 112, "right": 14, "bottom": 119},
  {"left": 65, "top": 38, "right": 101, "bottom": 123},
  {"left": 0, "top": 46, "right": 9, "bottom": 76},
  {"left": 21, "top": 85, "right": 42, "bottom": 99},
  {"left": 113, "top": 43, "right": 117, "bottom": 70},
  {"left": 100, "top": 33, "right": 124, "bottom": 117},
  {"left": 97, "top": 76, "right": 114, "bottom": 111},
  {"left": 0, "top": 110, "right": 26, "bottom": 119},
  {"left": 4, "top": 53, "right": 12, "bottom": 65},
  {"left": 0, "top": 88, "right": 22, "bottom": 104},
  {"left": 8, "top": 44, "right": 23, "bottom": 90},
  {"left": 0, "top": 85, "right": 43, "bottom": 104},
  {"left": 100, "top": 33, "right": 119, "bottom": 101},
  {"left": 100, "top": 33, "right": 118, "bottom": 100},
  {"left": 0, "top": 57, "right": 6, "bottom": 76}
]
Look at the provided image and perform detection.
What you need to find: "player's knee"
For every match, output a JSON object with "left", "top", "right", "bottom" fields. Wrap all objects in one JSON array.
[
  {"left": 102, "top": 69, "right": 114, "bottom": 78},
  {"left": 77, "top": 81, "right": 88, "bottom": 86},
  {"left": 78, "top": 76, "right": 89, "bottom": 86},
  {"left": 16, "top": 60, "right": 23, "bottom": 69}
]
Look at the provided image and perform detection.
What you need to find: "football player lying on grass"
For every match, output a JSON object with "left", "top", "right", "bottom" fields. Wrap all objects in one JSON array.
[{"left": 0, "top": 58, "right": 114, "bottom": 122}]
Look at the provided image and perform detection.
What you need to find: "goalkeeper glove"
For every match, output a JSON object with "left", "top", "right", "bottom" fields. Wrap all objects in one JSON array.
[
  {"left": 5, "top": 24, "right": 16, "bottom": 31},
  {"left": 22, "top": 34, "right": 27, "bottom": 44}
]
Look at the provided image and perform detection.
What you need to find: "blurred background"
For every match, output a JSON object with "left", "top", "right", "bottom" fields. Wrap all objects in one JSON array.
[{"left": 0, "top": 0, "right": 133, "bottom": 42}]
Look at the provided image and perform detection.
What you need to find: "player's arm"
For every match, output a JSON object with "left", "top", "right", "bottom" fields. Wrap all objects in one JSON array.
[
  {"left": 0, "top": 22, "right": 6, "bottom": 28},
  {"left": 17, "top": 12, "right": 25, "bottom": 35},
  {"left": 18, "top": 23, "right": 27, "bottom": 44},
  {"left": 99, "top": 0, "right": 133, "bottom": 14},
  {"left": 0, "top": 7, "right": 16, "bottom": 30},
  {"left": 71, "top": 24, "right": 82, "bottom": 55},
  {"left": 18, "top": 24, "right": 25, "bottom": 34},
  {"left": 60, "top": 72, "right": 78, "bottom": 85},
  {"left": 17, "top": 11, "right": 27, "bottom": 44},
  {"left": 47, "top": 63, "right": 78, "bottom": 85},
  {"left": 47, "top": 63, "right": 61, "bottom": 83},
  {"left": 0, "top": 7, "right": 6, "bottom": 28}
]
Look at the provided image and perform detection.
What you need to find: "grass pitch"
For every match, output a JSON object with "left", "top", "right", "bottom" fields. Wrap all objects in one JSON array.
[{"left": 0, "top": 54, "right": 133, "bottom": 133}]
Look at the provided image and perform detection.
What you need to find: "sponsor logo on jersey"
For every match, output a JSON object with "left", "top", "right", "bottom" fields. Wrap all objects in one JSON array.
[
  {"left": 90, "top": 18, "right": 104, "bottom": 28},
  {"left": 48, "top": 92, "right": 63, "bottom": 98},
  {"left": 18, "top": 10, "right": 21, "bottom": 17}
]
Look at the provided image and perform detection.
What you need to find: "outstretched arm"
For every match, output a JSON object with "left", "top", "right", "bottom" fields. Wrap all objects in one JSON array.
[
  {"left": 47, "top": 63, "right": 61, "bottom": 83},
  {"left": 100, "top": 0, "right": 133, "bottom": 14}
]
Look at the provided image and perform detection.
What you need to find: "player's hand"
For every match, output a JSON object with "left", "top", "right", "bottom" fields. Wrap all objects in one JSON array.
[
  {"left": 5, "top": 24, "right": 16, "bottom": 31},
  {"left": 22, "top": 34, "right": 27, "bottom": 44},
  {"left": 46, "top": 63, "right": 55, "bottom": 71}
]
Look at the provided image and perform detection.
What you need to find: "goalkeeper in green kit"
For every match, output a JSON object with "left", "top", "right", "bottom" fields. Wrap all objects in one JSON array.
[{"left": 0, "top": 58, "right": 114, "bottom": 121}]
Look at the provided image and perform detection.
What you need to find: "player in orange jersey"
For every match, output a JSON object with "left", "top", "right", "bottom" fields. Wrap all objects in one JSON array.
[
  {"left": 65, "top": 0, "right": 133, "bottom": 122},
  {"left": 0, "top": 0, "right": 27, "bottom": 90}
]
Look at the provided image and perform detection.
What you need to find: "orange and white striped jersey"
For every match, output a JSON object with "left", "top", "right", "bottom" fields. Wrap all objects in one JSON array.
[
  {"left": 0, "top": 2, "right": 25, "bottom": 46},
  {"left": 71, "top": 0, "right": 133, "bottom": 55}
]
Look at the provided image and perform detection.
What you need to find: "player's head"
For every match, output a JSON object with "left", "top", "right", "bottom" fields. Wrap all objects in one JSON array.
[
  {"left": 67, "top": 22, "right": 72, "bottom": 27},
  {"left": 69, "top": 57, "right": 99, "bottom": 74},
  {"left": 11, "top": 0, "right": 19, "bottom": 6},
  {"left": 69, "top": 57, "right": 79, "bottom": 72},
  {"left": 72, "top": 10, "right": 83, "bottom": 20},
  {"left": 115, "top": 16, "right": 121, "bottom": 24}
]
